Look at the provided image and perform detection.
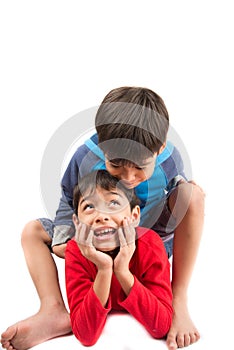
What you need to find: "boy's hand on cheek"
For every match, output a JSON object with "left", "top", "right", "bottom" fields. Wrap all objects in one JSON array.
[
  {"left": 114, "top": 219, "right": 136, "bottom": 274},
  {"left": 113, "top": 219, "right": 136, "bottom": 295},
  {"left": 75, "top": 222, "right": 113, "bottom": 270}
]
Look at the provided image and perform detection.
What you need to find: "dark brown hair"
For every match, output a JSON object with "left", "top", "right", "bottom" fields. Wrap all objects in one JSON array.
[
  {"left": 73, "top": 170, "right": 140, "bottom": 214},
  {"left": 95, "top": 86, "right": 169, "bottom": 163}
]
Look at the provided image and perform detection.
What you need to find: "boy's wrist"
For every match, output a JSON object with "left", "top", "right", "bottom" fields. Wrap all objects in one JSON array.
[
  {"left": 96, "top": 258, "right": 113, "bottom": 272},
  {"left": 114, "top": 268, "right": 132, "bottom": 280},
  {"left": 114, "top": 270, "right": 134, "bottom": 295}
]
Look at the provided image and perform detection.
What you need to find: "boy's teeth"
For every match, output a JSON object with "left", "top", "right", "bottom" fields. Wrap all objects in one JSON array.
[{"left": 95, "top": 228, "right": 115, "bottom": 236}]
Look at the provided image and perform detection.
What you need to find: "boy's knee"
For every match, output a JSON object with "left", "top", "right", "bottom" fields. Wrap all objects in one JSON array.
[
  {"left": 169, "top": 182, "right": 205, "bottom": 217},
  {"left": 187, "top": 183, "right": 205, "bottom": 214},
  {"left": 21, "top": 220, "right": 51, "bottom": 246}
]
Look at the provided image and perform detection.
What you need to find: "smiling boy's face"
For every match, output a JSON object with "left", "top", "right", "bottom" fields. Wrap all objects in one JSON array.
[
  {"left": 105, "top": 154, "right": 157, "bottom": 189},
  {"left": 104, "top": 143, "right": 165, "bottom": 189},
  {"left": 74, "top": 186, "right": 140, "bottom": 251}
]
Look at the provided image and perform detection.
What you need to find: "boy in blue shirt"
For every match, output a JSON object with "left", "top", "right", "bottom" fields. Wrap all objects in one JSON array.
[{"left": 1, "top": 87, "right": 205, "bottom": 350}]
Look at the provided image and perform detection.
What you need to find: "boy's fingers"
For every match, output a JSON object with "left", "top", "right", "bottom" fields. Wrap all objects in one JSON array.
[
  {"left": 79, "top": 222, "right": 87, "bottom": 243},
  {"left": 75, "top": 222, "right": 82, "bottom": 242},
  {"left": 76, "top": 222, "right": 88, "bottom": 244},
  {"left": 86, "top": 229, "right": 94, "bottom": 246},
  {"left": 118, "top": 227, "right": 126, "bottom": 247},
  {"left": 123, "top": 218, "right": 135, "bottom": 244}
]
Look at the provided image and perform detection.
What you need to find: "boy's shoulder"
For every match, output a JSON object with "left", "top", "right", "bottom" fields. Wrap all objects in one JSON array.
[
  {"left": 158, "top": 141, "right": 184, "bottom": 170},
  {"left": 68, "top": 134, "right": 105, "bottom": 172},
  {"left": 136, "top": 227, "right": 165, "bottom": 250},
  {"left": 135, "top": 227, "right": 169, "bottom": 265},
  {"left": 152, "top": 140, "right": 186, "bottom": 184},
  {"left": 73, "top": 133, "right": 98, "bottom": 155},
  {"left": 72, "top": 134, "right": 104, "bottom": 162}
]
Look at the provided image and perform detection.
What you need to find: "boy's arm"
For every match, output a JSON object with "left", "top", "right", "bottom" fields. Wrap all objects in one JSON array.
[
  {"left": 118, "top": 230, "right": 173, "bottom": 339},
  {"left": 51, "top": 193, "right": 74, "bottom": 257},
  {"left": 51, "top": 147, "right": 84, "bottom": 250},
  {"left": 113, "top": 220, "right": 135, "bottom": 295},
  {"left": 52, "top": 192, "right": 75, "bottom": 246},
  {"left": 75, "top": 224, "right": 113, "bottom": 307},
  {"left": 52, "top": 140, "right": 99, "bottom": 249},
  {"left": 65, "top": 236, "right": 113, "bottom": 346},
  {"left": 163, "top": 143, "right": 187, "bottom": 187}
]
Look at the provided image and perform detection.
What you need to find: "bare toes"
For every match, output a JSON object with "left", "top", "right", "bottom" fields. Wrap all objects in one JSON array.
[
  {"left": 1, "top": 340, "right": 10, "bottom": 348},
  {"left": 1, "top": 326, "right": 17, "bottom": 343},
  {"left": 184, "top": 334, "right": 190, "bottom": 347},
  {"left": 166, "top": 333, "right": 178, "bottom": 349},
  {"left": 177, "top": 333, "right": 185, "bottom": 348},
  {"left": 189, "top": 332, "right": 197, "bottom": 344},
  {"left": 195, "top": 331, "right": 200, "bottom": 341}
]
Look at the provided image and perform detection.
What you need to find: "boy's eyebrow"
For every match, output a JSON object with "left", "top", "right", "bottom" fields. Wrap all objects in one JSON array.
[
  {"left": 106, "top": 191, "right": 124, "bottom": 198},
  {"left": 80, "top": 197, "right": 88, "bottom": 206}
]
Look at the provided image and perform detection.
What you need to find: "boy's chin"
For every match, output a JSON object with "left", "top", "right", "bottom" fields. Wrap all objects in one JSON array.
[
  {"left": 121, "top": 180, "right": 140, "bottom": 189},
  {"left": 94, "top": 241, "right": 120, "bottom": 252},
  {"left": 99, "top": 246, "right": 118, "bottom": 252}
]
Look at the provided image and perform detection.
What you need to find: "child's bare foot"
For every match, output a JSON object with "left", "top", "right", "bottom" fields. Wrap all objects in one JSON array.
[
  {"left": 1, "top": 307, "right": 71, "bottom": 350},
  {"left": 166, "top": 297, "right": 200, "bottom": 349}
]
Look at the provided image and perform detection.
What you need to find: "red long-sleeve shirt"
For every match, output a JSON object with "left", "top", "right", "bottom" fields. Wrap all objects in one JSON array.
[{"left": 65, "top": 227, "right": 173, "bottom": 346}]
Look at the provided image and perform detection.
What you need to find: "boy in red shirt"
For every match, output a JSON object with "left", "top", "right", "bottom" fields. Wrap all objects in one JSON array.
[{"left": 65, "top": 169, "right": 173, "bottom": 346}]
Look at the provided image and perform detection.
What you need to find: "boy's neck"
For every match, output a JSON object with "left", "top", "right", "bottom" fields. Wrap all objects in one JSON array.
[{"left": 102, "top": 247, "right": 120, "bottom": 259}]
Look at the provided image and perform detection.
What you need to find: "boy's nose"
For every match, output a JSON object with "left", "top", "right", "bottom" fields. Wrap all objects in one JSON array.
[
  {"left": 121, "top": 168, "right": 135, "bottom": 182},
  {"left": 94, "top": 213, "right": 110, "bottom": 224}
]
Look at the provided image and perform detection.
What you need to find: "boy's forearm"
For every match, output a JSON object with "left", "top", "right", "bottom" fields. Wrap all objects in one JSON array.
[
  {"left": 120, "top": 278, "right": 173, "bottom": 339},
  {"left": 115, "top": 270, "right": 134, "bottom": 296},
  {"left": 93, "top": 268, "right": 113, "bottom": 307}
]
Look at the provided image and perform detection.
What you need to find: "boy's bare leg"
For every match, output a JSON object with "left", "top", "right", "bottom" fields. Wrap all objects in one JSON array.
[
  {"left": 1, "top": 220, "right": 71, "bottom": 350},
  {"left": 166, "top": 182, "right": 205, "bottom": 349}
]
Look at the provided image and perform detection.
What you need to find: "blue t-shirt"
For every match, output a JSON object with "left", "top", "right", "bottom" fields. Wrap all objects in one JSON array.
[{"left": 59, "top": 133, "right": 186, "bottom": 232}]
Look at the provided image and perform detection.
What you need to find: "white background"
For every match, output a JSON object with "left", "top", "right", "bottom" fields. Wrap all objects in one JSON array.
[{"left": 0, "top": 1, "right": 233, "bottom": 349}]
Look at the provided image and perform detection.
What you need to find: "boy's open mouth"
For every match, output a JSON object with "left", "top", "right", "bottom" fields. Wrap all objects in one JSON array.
[{"left": 94, "top": 228, "right": 117, "bottom": 237}]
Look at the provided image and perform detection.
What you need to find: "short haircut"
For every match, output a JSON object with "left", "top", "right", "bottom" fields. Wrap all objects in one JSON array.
[
  {"left": 95, "top": 86, "right": 169, "bottom": 163},
  {"left": 73, "top": 170, "right": 140, "bottom": 215}
]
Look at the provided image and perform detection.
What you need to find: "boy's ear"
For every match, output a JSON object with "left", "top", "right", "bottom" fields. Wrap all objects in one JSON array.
[
  {"left": 131, "top": 206, "right": 141, "bottom": 227},
  {"left": 158, "top": 142, "right": 166, "bottom": 154},
  {"left": 72, "top": 213, "right": 79, "bottom": 226}
]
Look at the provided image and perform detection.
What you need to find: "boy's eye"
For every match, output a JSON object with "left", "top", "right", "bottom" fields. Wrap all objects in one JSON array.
[
  {"left": 109, "top": 162, "right": 120, "bottom": 169},
  {"left": 83, "top": 203, "right": 94, "bottom": 211},
  {"left": 109, "top": 200, "right": 120, "bottom": 207},
  {"left": 108, "top": 161, "right": 146, "bottom": 171}
]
